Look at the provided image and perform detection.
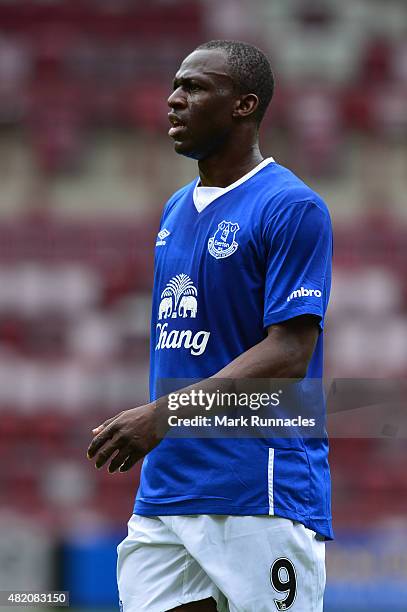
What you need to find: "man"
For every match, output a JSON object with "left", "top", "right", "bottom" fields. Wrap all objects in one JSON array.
[{"left": 88, "top": 40, "right": 333, "bottom": 612}]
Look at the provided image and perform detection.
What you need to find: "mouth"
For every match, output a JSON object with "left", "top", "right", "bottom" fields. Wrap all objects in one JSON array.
[{"left": 168, "top": 113, "right": 187, "bottom": 138}]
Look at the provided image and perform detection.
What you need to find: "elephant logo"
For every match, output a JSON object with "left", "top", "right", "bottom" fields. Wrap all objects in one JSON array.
[
  {"left": 158, "top": 274, "right": 198, "bottom": 320},
  {"left": 158, "top": 296, "right": 173, "bottom": 320},
  {"left": 178, "top": 295, "right": 197, "bottom": 318},
  {"left": 208, "top": 220, "right": 240, "bottom": 259}
]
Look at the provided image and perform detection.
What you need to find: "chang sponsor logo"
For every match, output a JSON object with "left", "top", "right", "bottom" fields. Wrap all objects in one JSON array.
[
  {"left": 156, "top": 274, "right": 210, "bottom": 356},
  {"left": 156, "top": 323, "right": 210, "bottom": 356},
  {"left": 286, "top": 286, "right": 322, "bottom": 302}
]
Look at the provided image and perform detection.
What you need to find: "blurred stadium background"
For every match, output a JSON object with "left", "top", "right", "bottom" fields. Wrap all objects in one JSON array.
[{"left": 0, "top": 0, "right": 406, "bottom": 610}]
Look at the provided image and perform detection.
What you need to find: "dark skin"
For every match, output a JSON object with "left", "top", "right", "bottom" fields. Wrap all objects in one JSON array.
[
  {"left": 88, "top": 316, "right": 318, "bottom": 473},
  {"left": 167, "top": 48, "right": 263, "bottom": 183},
  {"left": 168, "top": 599, "right": 217, "bottom": 612},
  {"left": 87, "top": 48, "right": 319, "bottom": 612}
]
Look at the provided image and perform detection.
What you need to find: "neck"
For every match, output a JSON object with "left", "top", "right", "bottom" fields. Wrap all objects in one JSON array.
[{"left": 197, "top": 134, "right": 264, "bottom": 188}]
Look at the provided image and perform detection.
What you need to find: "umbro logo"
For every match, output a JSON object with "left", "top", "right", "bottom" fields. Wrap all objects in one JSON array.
[
  {"left": 156, "top": 228, "right": 171, "bottom": 246},
  {"left": 286, "top": 286, "right": 322, "bottom": 302}
]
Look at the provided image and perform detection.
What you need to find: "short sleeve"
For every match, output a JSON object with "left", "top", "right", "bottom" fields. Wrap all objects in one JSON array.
[{"left": 263, "top": 200, "right": 332, "bottom": 330}]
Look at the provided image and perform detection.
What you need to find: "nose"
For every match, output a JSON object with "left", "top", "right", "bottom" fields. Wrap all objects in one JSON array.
[{"left": 167, "top": 87, "right": 187, "bottom": 109}]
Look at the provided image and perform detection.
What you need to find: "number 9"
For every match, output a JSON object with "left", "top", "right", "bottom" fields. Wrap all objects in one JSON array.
[{"left": 270, "top": 557, "right": 297, "bottom": 610}]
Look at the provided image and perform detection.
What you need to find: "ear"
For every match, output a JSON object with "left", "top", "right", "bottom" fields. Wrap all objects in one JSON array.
[{"left": 232, "top": 93, "right": 259, "bottom": 119}]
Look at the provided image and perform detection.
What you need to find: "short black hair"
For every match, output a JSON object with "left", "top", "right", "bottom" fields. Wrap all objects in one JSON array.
[{"left": 196, "top": 40, "right": 274, "bottom": 124}]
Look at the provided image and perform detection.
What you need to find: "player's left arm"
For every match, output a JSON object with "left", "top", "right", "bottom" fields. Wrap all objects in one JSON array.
[
  {"left": 88, "top": 200, "right": 331, "bottom": 473},
  {"left": 87, "top": 314, "right": 319, "bottom": 473},
  {"left": 216, "top": 314, "right": 319, "bottom": 380}
]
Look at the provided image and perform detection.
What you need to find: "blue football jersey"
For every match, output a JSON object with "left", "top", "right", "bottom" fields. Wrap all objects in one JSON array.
[{"left": 134, "top": 160, "right": 334, "bottom": 540}]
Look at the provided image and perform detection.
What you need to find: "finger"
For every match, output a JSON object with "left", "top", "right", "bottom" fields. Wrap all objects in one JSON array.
[
  {"left": 91, "top": 413, "right": 123, "bottom": 435},
  {"left": 108, "top": 449, "right": 132, "bottom": 474},
  {"left": 87, "top": 427, "right": 115, "bottom": 459},
  {"left": 119, "top": 454, "right": 140, "bottom": 472},
  {"left": 94, "top": 440, "right": 122, "bottom": 469}
]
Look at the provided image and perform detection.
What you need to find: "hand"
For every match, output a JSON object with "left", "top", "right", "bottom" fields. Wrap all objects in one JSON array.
[{"left": 87, "top": 403, "right": 160, "bottom": 473}]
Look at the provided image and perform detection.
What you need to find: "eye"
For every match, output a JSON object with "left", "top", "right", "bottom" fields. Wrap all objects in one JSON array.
[
  {"left": 188, "top": 82, "right": 202, "bottom": 92},
  {"left": 172, "top": 80, "right": 203, "bottom": 93}
]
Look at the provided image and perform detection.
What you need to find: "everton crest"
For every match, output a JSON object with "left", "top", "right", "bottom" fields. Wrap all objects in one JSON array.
[{"left": 208, "top": 220, "right": 240, "bottom": 260}]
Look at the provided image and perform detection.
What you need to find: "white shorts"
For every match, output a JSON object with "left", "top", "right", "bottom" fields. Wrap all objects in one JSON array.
[{"left": 117, "top": 514, "right": 326, "bottom": 612}]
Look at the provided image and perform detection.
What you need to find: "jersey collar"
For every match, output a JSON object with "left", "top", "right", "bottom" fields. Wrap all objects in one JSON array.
[{"left": 193, "top": 157, "right": 275, "bottom": 213}]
